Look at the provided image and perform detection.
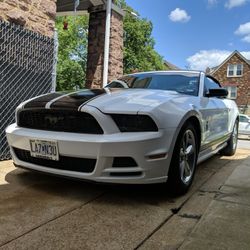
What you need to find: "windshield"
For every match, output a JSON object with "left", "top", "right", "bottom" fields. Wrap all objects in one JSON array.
[{"left": 111, "top": 73, "right": 200, "bottom": 96}]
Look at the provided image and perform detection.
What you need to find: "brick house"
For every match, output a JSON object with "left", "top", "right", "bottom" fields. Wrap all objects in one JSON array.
[{"left": 207, "top": 51, "right": 250, "bottom": 113}]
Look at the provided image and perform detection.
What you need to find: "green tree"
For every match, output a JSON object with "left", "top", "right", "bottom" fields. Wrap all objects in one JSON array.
[
  {"left": 55, "top": 16, "right": 89, "bottom": 91},
  {"left": 123, "top": 13, "right": 166, "bottom": 74},
  {"left": 57, "top": 59, "right": 84, "bottom": 90},
  {"left": 118, "top": 0, "right": 166, "bottom": 73}
]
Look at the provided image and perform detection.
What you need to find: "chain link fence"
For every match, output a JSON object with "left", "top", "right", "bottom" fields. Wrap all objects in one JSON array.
[{"left": 0, "top": 21, "right": 56, "bottom": 160}]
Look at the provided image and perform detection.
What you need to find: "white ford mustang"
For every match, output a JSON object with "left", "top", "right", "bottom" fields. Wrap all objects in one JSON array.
[{"left": 6, "top": 71, "right": 239, "bottom": 194}]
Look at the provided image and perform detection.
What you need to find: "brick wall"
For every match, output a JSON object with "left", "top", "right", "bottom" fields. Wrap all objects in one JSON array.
[
  {"left": 0, "top": 0, "right": 56, "bottom": 37},
  {"left": 211, "top": 53, "right": 250, "bottom": 107},
  {"left": 108, "top": 10, "right": 123, "bottom": 82},
  {"left": 86, "top": 9, "right": 123, "bottom": 88},
  {"left": 85, "top": 10, "right": 106, "bottom": 88}
]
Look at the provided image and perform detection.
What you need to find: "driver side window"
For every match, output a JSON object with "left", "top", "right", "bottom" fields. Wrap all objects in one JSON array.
[{"left": 204, "top": 77, "right": 221, "bottom": 96}]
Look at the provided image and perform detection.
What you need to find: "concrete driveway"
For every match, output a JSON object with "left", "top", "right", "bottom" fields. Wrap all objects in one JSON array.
[{"left": 0, "top": 148, "right": 249, "bottom": 250}]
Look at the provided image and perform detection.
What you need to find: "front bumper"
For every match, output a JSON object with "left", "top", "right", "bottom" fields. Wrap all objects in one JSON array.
[{"left": 6, "top": 124, "right": 176, "bottom": 184}]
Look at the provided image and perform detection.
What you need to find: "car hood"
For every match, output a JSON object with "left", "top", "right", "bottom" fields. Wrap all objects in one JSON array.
[
  {"left": 21, "top": 88, "right": 187, "bottom": 114},
  {"left": 86, "top": 88, "right": 185, "bottom": 114}
]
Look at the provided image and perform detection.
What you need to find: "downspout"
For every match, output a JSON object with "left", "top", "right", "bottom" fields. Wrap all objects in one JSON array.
[{"left": 102, "top": 0, "right": 112, "bottom": 87}]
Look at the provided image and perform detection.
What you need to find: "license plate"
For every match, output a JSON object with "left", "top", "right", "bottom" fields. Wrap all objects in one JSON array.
[{"left": 30, "top": 139, "right": 59, "bottom": 161}]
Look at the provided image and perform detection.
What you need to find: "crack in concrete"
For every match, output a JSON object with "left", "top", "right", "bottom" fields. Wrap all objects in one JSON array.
[
  {"left": 222, "top": 184, "right": 250, "bottom": 191},
  {"left": 178, "top": 213, "right": 202, "bottom": 220},
  {"left": 134, "top": 213, "right": 175, "bottom": 250},
  {"left": 198, "top": 189, "right": 220, "bottom": 194},
  {"left": 215, "top": 195, "right": 250, "bottom": 208},
  {"left": 171, "top": 207, "right": 181, "bottom": 214}
]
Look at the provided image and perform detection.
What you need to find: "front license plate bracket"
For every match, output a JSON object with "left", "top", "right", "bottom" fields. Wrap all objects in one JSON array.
[{"left": 30, "top": 139, "right": 59, "bottom": 161}]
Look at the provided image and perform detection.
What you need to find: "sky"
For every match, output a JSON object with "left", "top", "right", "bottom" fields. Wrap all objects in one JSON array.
[{"left": 125, "top": 0, "right": 250, "bottom": 70}]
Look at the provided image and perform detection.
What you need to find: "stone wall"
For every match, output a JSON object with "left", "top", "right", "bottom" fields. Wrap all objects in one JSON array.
[
  {"left": 86, "top": 8, "right": 123, "bottom": 88},
  {"left": 211, "top": 53, "right": 250, "bottom": 107},
  {"left": 108, "top": 10, "right": 123, "bottom": 83},
  {"left": 0, "top": 0, "right": 56, "bottom": 37},
  {"left": 85, "top": 10, "right": 106, "bottom": 89}
]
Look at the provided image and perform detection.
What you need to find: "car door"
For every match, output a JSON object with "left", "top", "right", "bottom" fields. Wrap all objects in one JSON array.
[{"left": 199, "top": 76, "right": 229, "bottom": 146}]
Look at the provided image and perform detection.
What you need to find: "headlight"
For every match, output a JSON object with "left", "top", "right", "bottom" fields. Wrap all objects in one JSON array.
[{"left": 111, "top": 114, "right": 158, "bottom": 132}]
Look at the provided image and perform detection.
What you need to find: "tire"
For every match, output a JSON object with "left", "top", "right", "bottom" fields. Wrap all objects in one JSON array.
[
  {"left": 220, "top": 120, "right": 238, "bottom": 156},
  {"left": 167, "top": 123, "right": 198, "bottom": 195}
]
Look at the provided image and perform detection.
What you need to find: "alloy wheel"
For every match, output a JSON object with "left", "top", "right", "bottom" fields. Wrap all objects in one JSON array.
[
  {"left": 232, "top": 122, "right": 238, "bottom": 150},
  {"left": 179, "top": 129, "right": 196, "bottom": 184}
]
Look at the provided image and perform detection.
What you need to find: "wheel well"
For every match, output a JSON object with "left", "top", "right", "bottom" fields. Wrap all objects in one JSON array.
[{"left": 185, "top": 116, "right": 201, "bottom": 151}]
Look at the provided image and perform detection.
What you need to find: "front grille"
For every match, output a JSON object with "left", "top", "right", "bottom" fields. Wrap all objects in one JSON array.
[
  {"left": 17, "top": 110, "right": 103, "bottom": 134},
  {"left": 13, "top": 148, "right": 96, "bottom": 173}
]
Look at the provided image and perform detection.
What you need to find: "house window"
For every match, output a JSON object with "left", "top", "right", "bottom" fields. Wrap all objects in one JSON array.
[
  {"left": 224, "top": 86, "right": 237, "bottom": 99},
  {"left": 227, "top": 65, "right": 234, "bottom": 76},
  {"left": 227, "top": 64, "right": 243, "bottom": 77},
  {"left": 236, "top": 64, "right": 243, "bottom": 75}
]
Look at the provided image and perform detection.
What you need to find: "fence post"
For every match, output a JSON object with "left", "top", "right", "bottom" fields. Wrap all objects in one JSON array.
[{"left": 51, "top": 28, "right": 58, "bottom": 92}]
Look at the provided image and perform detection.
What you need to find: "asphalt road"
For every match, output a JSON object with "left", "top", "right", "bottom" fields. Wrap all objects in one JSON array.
[{"left": 0, "top": 149, "right": 249, "bottom": 249}]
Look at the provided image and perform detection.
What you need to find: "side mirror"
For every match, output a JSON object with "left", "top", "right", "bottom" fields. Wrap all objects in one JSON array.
[{"left": 206, "top": 88, "right": 228, "bottom": 98}]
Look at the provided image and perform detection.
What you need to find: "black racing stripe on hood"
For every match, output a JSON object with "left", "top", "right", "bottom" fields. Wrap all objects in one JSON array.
[
  {"left": 24, "top": 92, "right": 68, "bottom": 109},
  {"left": 50, "top": 89, "right": 107, "bottom": 110}
]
